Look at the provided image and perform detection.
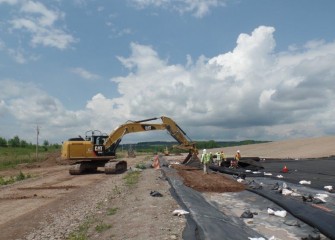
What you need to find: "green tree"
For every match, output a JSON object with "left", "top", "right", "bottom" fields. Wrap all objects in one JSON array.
[
  {"left": 20, "top": 140, "right": 28, "bottom": 148},
  {"left": 8, "top": 136, "right": 20, "bottom": 147},
  {"left": 52, "top": 143, "right": 60, "bottom": 149},
  {"left": 43, "top": 140, "right": 49, "bottom": 151},
  {"left": 0, "top": 137, "right": 7, "bottom": 147},
  {"left": 195, "top": 140, "right": 219, "bottom": 149}
]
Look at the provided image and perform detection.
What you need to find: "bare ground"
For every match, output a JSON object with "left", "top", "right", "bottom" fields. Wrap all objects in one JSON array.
[
  {"left": 1, "top": 136, "right": 335, "bottom": 240},
  {"left": 212, "top": 136, "right": 335, "bottom": 159}
]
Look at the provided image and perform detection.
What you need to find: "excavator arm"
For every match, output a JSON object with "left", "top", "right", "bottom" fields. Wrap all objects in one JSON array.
[
  {"left": 103, "top": 117, "right": 168, "bottom": 153},
  {"left": 103, "top": 116, "right": 198, "bottom": 161}
]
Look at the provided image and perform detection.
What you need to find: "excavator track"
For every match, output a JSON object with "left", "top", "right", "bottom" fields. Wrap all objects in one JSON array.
[
  {"left": 105, "top": 160, "right": 127, "bottom": 174},
  {"left": 69, "top": 164, "right": 82, "bottom": 175},
  {"left": 69, "top": 162, "right": 98, "bottom": 175}
]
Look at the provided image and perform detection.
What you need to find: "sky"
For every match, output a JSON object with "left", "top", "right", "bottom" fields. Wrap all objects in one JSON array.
[{"left": 1, "top": 0, "right": 335, "bottom": 145}]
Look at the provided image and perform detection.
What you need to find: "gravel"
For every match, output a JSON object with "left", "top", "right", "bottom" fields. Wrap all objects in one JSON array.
[{"left": 23, "top": 176, "right": 117, "bottom": 240}]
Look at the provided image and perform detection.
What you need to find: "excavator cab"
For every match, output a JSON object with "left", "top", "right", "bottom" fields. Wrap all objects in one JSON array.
[{"left": 83, "top": 130, "right": 116, "bottom": 157}]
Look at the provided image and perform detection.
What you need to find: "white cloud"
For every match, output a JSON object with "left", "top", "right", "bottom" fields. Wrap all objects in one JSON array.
[
  {"left": 129, "top": 0, "right": 227, "bottom": 18},
  {"left": 0, "top": 0, "right": 18, "bottom": 4},
  {"left": 4, "top": 0, "right": 76, "bottom": 49},
  {"left": 130, "top": 0, "right": 170, "bottom": 8},
  {"left": 0, "top": 80, "right": 89, "bottom": 142},
  {"left": 107, "top": 26, "right": 335, "bottom": 140},
  {"left": 175, "top": 0, "right": 227, "bottom": 18},
  {"left": 1, "top": 26, "right": 335, "bottom": 143},
  {"left": 0, "top": 99, "right": 9, "bottom": 116},
  {"left": 0, "top": 40, "right": 40, "bottom": 63},
  {"left": 7, "top": 48, "right": 26, "bottom": 64},
  {"left": 112, "top": 42, "right": 194, "bottom": 118},
  {"left": 20, "top": 0, "right": 59, "bottom": 26},
  {"left": 71, "top": 67, "right": 101, "bottom": 80}
]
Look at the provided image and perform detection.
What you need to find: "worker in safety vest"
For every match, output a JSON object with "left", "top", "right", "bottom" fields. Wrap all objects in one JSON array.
[
  {"left": 220, "top": 150, "right": 226, "bottom": 165},
  {"left": 200, "top": 149, "right": 210, "bottom": 174},
  {"left": 215, "top": 151, "right": 221, "bottom": 166},
  {"left": 230, "top": 150, "right": 241, "bottom": 168}
]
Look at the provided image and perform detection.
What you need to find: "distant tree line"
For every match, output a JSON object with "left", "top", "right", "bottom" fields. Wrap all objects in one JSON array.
[
  {"left": 0, "top": 135, "right": 60, "bottom": 150},
  {"left": 121, "top": 139, "right": 270, "bottom": 153},
  {"left": 195, "top": 140, "right": 270, "bottom": 149}
]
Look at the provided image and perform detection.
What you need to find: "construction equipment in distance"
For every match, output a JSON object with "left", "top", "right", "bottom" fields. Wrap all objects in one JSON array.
[
  {"left": 61, "top": 116, "right": 198, "bottom": 175},
  {"left": 164, "top": 146, "right": 170, "bottom": 156},
  {"left": 127, "top": 145, "right": 136, "bottom": 158}
]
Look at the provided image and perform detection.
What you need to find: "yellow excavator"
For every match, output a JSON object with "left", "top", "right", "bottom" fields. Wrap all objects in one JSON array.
[{"left": 61, "top": 116, "right": 198, "bottom": 174}]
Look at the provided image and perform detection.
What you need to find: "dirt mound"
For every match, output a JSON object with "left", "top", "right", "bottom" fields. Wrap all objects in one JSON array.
[
  {"left": 41, "top": 151, "right": 62, "bottom": 167},
  {"left": 17, "top": 151, "right": 61, "bottom": 170},
  {"left": 172, "top": 164, "right": 245, "bottom": 193}
]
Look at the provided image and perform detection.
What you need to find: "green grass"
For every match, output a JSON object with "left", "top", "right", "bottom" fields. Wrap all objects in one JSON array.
[
  {"left": 67, "top": 217, "right": 95, "bottom": 240},
  {"left": 95, "top": 222, "right": 112, "bottom": 233},
  {"left": 107, "top": 207, "right": 118, "bottom": 216},
  {"left": 0, "top": 171, "right": 32, "bottom": 186},
  {"left": 0, "top": 147, "right": 59, "bottom": 170},
  {"left": 67, "top": 232, "right": 87, "bottom": 240},
  {"left": 123, "top": 171, "right": 141, "bottom": 186},
  {"left": 135, "top": 162, "right": 146, "bottom": 169}
]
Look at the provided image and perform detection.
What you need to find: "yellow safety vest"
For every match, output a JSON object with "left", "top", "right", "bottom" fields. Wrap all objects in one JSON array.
[{"left": 201, "top": 153, "right": 211, "bottom": 164}]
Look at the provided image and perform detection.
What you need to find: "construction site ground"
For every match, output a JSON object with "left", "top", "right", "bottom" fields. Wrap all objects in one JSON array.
[{"left": 0, "top": 136, "right": 335, "bottom": 240}]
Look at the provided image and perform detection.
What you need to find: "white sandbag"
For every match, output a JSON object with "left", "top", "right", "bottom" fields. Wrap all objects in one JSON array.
[
  {"left": 299, "top": 180, "right": 311, "bottom": 185},
  {"left": 172, "top": 209, "right": 189, "bottom": 216}
]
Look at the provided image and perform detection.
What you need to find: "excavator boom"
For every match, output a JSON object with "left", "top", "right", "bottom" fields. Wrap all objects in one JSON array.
[{"left": 103, "top": 116, "right": 197, "bottom": 155}]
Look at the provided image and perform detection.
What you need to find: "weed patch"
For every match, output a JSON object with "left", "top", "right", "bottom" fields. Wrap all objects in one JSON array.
[
  {"left": 135, "top": 162, "right": 146, "bottom": 169},
  {"left": 123, "top": 171, "right": 141, "bottom": 186},
  {"left": 0, "top": 171, "right": 31, "bottom": 185},
  {"left": 95, "top": 222, "right": 112, "bottom": 233},
  {"left": 67, "top": 217, "right": 95, "bottom": 240},
  {"left": 107, "top": 207, "right": 118, "bottom": 216}
]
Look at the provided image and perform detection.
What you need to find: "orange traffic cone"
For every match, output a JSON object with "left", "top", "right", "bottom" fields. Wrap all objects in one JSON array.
[
  {"left": 152, "top": 155, "right": 160, "bottom": 169},
  {"left": 282, "top": 165, "right": 288, "bottom": 173}
]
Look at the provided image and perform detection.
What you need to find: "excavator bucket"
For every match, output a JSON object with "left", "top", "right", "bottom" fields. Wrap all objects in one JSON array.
[
  {"left": 182, "top": 153, "right": 202, "bottom": 168},
  {"left": 181, "top": 152, "right": 192, "bottom": 164}
]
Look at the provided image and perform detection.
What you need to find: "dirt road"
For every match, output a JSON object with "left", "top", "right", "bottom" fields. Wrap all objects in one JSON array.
[{"left": 0, "top": 154, "right": 187, "bottom": 240}]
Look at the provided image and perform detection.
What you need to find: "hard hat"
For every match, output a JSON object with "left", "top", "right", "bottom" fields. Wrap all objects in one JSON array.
[
  {"left": 203, "top": 149, "right": 207, "bottom": 153},
  {"left": 237, "top": 150, "right": 240, "bottom": 153}
]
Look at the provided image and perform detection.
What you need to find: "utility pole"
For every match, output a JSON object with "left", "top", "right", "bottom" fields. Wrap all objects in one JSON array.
[{"left": 36, "top": 125, "right": 39, "bottom": 161}]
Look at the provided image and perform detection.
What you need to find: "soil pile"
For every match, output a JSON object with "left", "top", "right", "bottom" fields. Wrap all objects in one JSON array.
[{"left": 172, "top": 164, "right": 245, "bottom": 193}]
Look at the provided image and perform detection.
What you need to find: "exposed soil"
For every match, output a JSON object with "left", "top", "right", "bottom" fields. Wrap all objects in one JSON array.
[
  {"left": 172, "top": 164, "right": 245, "bottom": 193},
  {"left": 1, "top": 136, "right": 335, "bottom": 240}
]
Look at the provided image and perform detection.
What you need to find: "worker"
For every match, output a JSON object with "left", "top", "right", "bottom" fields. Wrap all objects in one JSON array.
[
  {"left": 200, "top": 149, "right": 210, "bottom": 174},
  {"left": 230, "top": 150, "right": 241, "bottom": 168},
  {"left": 220, "top": 150, "right": 226, "bottom": 164},
  {"left": 215, "top": 151, "right": 222, "bottom": 166}
]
